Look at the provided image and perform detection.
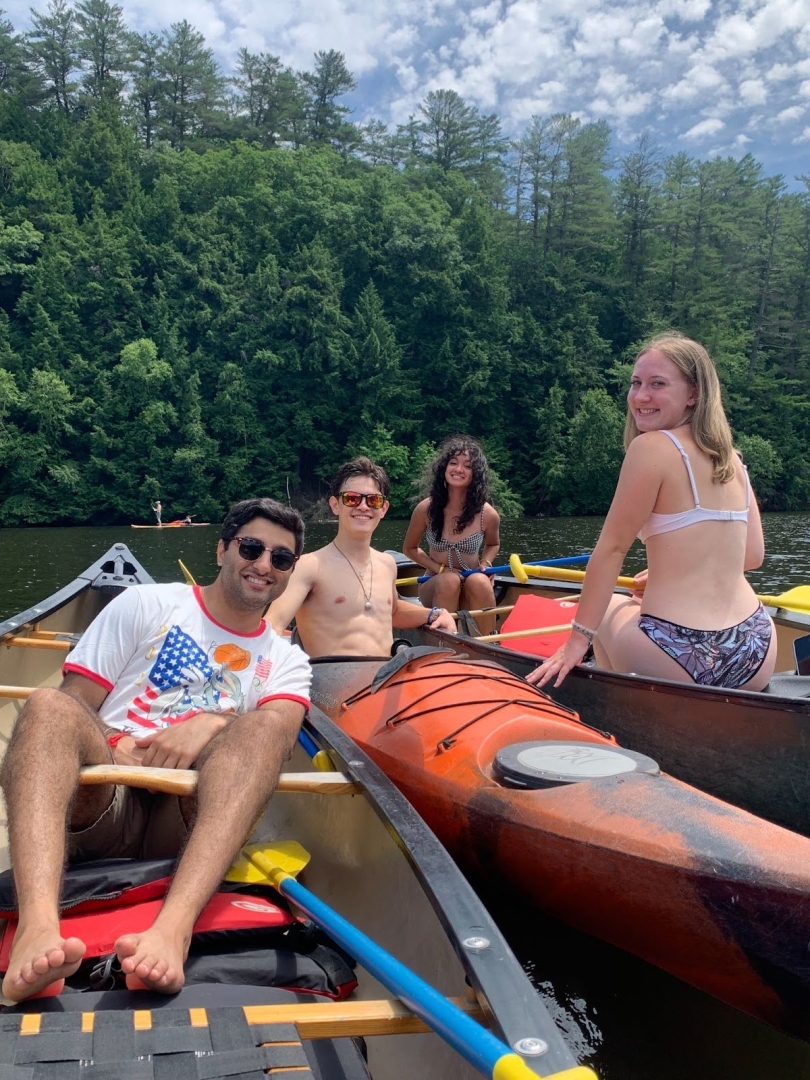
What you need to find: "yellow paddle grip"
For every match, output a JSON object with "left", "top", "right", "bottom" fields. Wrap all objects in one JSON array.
[{"left": 493, "top": 1054, "right": 597, "bottom": 1080}]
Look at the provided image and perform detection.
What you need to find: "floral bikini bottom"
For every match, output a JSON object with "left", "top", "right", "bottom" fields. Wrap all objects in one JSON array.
[{"left": 637, "top": 602, "right": 772, "bottom": 689}]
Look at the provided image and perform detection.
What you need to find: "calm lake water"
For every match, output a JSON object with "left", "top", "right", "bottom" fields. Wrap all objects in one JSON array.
[{"left": 2, "top": 514, "right": 810, "bottom": 1078}]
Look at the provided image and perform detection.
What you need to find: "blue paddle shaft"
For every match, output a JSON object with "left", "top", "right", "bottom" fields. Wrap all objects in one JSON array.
[
  {"left": 278, "top": 873, "right": 516, "bottom": 1078},
  {"left": 297, "top": 727, "right": 320, "bottom": 759},
  {"left": 416, "top": 553, "right": 590, "bottom": 585}
]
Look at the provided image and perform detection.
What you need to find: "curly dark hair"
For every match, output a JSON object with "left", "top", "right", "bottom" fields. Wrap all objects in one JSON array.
[{"left": 427, "top": 436, "right": 489, "bottom": 539}]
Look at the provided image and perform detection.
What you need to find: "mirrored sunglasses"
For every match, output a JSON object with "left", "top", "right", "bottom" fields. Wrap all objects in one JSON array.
[
  {"left": 338, "top": 491, "right": 386, "bottom": 509},
  {"left": 232, "top": 536, "right": 298, "bottom": 570}
]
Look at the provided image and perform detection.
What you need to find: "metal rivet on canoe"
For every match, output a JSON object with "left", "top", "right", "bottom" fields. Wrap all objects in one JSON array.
[
  {"left": 462, "top": 936, "right": 490, "bottom": 950},
  {"left": 514, "top": 1038, "right": 548, "bottom": 1056},
  {"left": 348, "top": 760, "right": 365, "bottom": 767}
]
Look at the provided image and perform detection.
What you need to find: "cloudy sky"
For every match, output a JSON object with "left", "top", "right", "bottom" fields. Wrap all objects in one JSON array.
[{"left": 7, "top": 0, "right": 810, "bottom": 181}]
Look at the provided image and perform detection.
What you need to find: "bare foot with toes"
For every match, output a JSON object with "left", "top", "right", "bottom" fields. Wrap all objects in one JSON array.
[
  {"left": 2, "top": 927, "right": 85, "bottom": 1002},
  {"left": 115, "top": 924, "right": 189, "bottom": 993}
]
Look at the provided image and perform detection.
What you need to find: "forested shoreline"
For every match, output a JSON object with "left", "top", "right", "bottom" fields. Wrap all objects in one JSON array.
[{"left": 0, "top": 0, "right": 808, "bottom": 525}]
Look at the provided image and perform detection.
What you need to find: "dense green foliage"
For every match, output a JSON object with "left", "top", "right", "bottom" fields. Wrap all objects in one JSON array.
[{"left": 1, "top": 3, "right": 809, "bottom": 525}]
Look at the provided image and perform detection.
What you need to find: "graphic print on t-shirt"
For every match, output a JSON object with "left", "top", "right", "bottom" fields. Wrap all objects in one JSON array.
[{"left": 127, "top": 624, "right": 249, "bottom": 729}]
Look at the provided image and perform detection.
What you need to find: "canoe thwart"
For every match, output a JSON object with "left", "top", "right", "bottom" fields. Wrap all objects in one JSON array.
[
  {"left": 3, "top": 637, "right": 72, "bottom": 651},
  {"left": 0, "top": 686, "right": 35, "bottom": 700},
  {"left": 79, "top": 765, "right": 360, "bottom": 796}
]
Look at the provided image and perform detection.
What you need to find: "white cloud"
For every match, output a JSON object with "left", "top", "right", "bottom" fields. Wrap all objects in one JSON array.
[
  {"left": 683, "top": 117, "right": 725, "bottom": 138},
  {"left": 739, "top": 78, "right": 767, "bottom": 104},
  {"left": 0, "top": 0, "right": 806, "bottom": 177},
  {"left": 777, "top": 105, "right": 805, "bottom": 121}
]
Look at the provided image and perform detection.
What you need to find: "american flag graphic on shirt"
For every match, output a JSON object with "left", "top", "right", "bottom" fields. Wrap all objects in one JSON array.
[
  {"left": 254, "top": 656, "right": 272, "bottom": 680},
  {"left": 127, "top": 625, "right": 220, "bottom": 728}
]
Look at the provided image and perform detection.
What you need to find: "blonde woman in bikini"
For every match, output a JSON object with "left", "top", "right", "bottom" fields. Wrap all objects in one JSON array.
[
  {"left": 529, "top": 332, "right": 777, "bottom": 692},
  {"left": 403, "top": 435, "right": 501, "bottom": 634}
]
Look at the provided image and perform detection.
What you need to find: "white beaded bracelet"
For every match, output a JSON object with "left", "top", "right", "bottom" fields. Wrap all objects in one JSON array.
[{"left": 571, "top": 619, "right": 598, "bottom": 643}]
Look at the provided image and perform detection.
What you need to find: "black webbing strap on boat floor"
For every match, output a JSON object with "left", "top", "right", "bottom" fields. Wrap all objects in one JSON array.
[{"left": 0, "top": 1007, "right": 316, "bottom": 1080}]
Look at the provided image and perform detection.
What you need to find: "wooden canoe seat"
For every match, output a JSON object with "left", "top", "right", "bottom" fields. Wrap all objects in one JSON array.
[{"left": 9, "top": 995, "right": 482, "bottom": 1039}]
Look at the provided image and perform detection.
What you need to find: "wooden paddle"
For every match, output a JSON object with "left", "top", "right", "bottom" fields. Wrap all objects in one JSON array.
[
  {"left": 476, "top": 623, "right": 573, "bottom": 644},
  {"left": 451, "top": 605, "right": 515, "bottom": 619},
  {"left": 510, "top": 554, "right": 810, "bottom": 616},
  {"left": 234, "top": 843, "right": 595, "bottom": 1080}
]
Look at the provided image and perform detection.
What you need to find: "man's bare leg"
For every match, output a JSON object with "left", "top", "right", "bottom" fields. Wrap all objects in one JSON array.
[
  {"left": 116, "top": 706, "right": 300, "bottom": 992},
  {"left": 0, "top": 688, "right": 115, "bottom": 1002}
]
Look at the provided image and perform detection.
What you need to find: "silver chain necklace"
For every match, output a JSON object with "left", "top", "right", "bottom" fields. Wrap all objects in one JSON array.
[{"left": 332, "top": 541, "right": 374, "bottom": 609}]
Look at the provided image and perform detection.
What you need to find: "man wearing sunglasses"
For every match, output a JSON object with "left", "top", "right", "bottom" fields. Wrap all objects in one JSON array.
[
  {"left": 269, "top": 457, "right": 456, "bottom": 657},
  {"left": 1, "top": 498, "right": 311, "bottom": 1005}
]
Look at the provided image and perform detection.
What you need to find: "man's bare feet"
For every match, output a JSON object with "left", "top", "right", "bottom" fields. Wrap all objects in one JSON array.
[
  {"left": 115, "top": 923, "right": 189, "bottom": 993},
  {"left": 1, "top": 927, "right": 85, "bottom": 1002}
]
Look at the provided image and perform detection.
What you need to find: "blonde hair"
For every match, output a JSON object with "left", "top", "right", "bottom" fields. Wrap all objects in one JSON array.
[{"left": 624, "top": 332, "right": 736, "bottom": 484}]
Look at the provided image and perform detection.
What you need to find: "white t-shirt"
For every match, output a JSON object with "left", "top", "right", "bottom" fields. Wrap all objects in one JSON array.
[{"left": 64, "top": 583, "right": 311, "bottom": 737}]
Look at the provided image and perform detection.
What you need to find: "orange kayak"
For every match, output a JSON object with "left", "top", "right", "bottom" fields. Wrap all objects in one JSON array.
[{"left": 311, "top": 648, "right": 810, "bottom": 1040}]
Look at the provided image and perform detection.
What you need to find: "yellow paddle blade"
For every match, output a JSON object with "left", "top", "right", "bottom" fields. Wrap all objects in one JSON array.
[
  {"left": 757, "top": 586, "right": 810, "bottom": 614},
  {"left": 225, "top": 841, "right": 310, "bottom": 886},
  {"left": 396, "top": 575, "right": 419, "bottom": 587},
  {"left": 312, "top": 749, "right": 335, "bottom": 772},
  {"left": 178, "top": 559, "right": 197, "bottom": 585}
]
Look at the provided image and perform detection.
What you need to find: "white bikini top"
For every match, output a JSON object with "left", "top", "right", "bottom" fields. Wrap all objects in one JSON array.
[{"left": 638, "top": 430, "right": 750, "bottom": 544}]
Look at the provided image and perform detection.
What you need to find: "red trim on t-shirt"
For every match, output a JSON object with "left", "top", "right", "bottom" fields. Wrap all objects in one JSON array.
[
  {"left": 193, "top": 584, "right": 267, "bottom": 638},
  {"left": 257, "top": 694, "right": 311, "bottom": 710},
  {"left": 62, "top": 664, "right": 114, "bottom": 692}
]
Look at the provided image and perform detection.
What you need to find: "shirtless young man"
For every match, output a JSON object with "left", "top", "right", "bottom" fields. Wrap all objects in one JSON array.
[
  {"left": 0, "top": 498, "right": 311, "bottom": 1003},
  {"left": 268, "top": 458, "right": 456, "bottom": 656}
]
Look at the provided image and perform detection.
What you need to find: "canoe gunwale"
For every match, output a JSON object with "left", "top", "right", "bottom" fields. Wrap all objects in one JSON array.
[{"left": 304, "top": 701, "right": 578, "bottom": 1073}]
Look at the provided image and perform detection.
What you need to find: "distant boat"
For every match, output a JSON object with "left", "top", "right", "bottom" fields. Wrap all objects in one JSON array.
[{"left": 130, "top": 522, "right": 211, "bottom": 529}]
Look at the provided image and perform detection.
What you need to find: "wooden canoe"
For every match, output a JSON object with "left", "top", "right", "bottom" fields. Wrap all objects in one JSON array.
[
  {"left": 390, "top": 553, "right": 810, "bottom": 839},
  {"left": 310, "top": 648, "right": 810, "bottom": 1042},
  {"left": 130, "top": 522, "right": 212, "bottom": 528},
  {"left": 0, "top": 545, "right": 585, "bottom": 1080}
]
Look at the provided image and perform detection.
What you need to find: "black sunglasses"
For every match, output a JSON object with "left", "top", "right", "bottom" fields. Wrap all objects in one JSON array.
[
  {"left": 338, "top": 491, "right": 386, "bottom": 509},
  {"left": 232, "top": 536, "right": 298, "bottom": 571}
]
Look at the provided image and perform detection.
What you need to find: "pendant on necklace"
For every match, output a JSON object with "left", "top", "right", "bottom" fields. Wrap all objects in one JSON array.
[{"left": 364, "top": 599, "right": 372, "bottom": 610}]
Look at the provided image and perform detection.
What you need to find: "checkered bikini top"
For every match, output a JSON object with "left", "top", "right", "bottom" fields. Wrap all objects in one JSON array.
[{"left": 425, "top": 509, "right": 486, "bottom": 571}]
